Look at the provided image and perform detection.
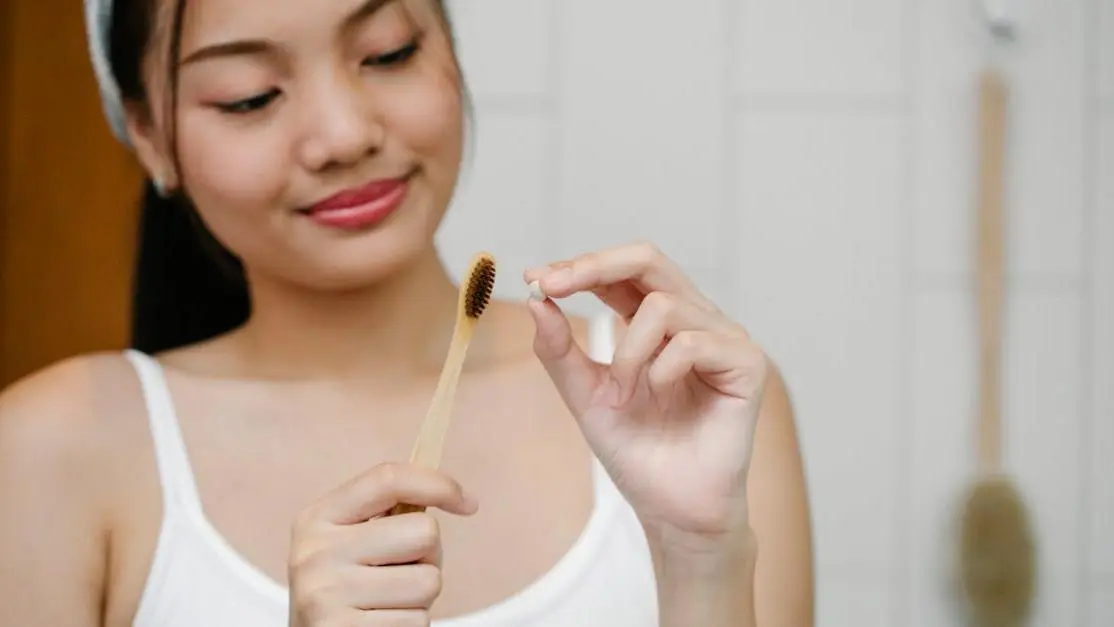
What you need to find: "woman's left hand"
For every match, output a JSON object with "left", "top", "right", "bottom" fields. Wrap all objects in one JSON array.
[{"left": 524, "top": 241, "right": 768, "bottom": 561}]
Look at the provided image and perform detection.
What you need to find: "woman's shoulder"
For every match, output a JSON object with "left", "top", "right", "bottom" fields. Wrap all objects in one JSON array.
[
  {"left": 0, "top": 353, "right": 154, "bottom": 619},
  {"left": 0, "top": 351, "right": 150, "bottom": 493}
]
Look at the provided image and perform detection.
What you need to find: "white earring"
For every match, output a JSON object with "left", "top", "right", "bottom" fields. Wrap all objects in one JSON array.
[{"left": 153, "top": 176, "right": 168, "bottom": 197}]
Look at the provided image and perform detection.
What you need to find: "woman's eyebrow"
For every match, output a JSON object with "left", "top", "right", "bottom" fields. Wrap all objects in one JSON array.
[
  {"left": 179, "top": 0, "right": 396, "bottom": 67},
  {"left": 180, "top": 39, "right": 276, "bottom": 67}
]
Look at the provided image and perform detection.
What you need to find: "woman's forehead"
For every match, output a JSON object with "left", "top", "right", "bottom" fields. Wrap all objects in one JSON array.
[{"left": 175, "top": 0, "right": 425, "bottom": 46}]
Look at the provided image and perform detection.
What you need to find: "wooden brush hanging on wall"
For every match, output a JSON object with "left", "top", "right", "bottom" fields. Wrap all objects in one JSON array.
[{"left": 955, "top": 54, "right": 1037, "bottom": 627}]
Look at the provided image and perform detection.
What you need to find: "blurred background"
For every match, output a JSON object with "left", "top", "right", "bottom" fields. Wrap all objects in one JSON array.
[{"left": 1, "top": 0, "right": 1110, "bottom": 625}]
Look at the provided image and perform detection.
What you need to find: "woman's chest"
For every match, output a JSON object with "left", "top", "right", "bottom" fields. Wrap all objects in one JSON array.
[{"left": 106, "top": 372, "right": 604, "bottom": 624}]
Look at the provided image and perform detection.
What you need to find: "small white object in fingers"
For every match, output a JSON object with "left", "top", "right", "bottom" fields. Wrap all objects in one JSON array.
[{"left": 527, "top": 280, "right": 546, "bottom": 301}]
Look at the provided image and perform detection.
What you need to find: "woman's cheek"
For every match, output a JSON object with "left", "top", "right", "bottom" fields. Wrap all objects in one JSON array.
[
  {"left": 382, "top": 62, "right": 463, "bottom": 153},
  {"left": 181, "top": 120, "right": 290, "bottom": 204},
  {"left": 178, "top": 120, "right": 293, "bottom": 253}
]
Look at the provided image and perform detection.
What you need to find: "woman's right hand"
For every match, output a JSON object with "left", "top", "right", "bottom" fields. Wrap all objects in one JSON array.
[{"left": 287, "top": 462, "right": 479, "bottom": 626}]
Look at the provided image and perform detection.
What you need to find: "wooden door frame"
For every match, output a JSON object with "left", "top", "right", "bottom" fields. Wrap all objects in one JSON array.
[
  {"left": 1, "top": 0, "right": 13, "bottom": 371},
  {"left": 1, "top": 2, "right": 143, "bottom": 386}
]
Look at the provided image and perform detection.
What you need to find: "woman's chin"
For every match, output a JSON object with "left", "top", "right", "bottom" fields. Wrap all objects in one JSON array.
[{"left": 278, "top": 236, "right": 440, "bottom": 294}]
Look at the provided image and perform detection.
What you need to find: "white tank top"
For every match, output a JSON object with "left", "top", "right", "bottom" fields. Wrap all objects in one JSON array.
[{"left": 122, "top": 313, "right": 659, "bottom": 626}]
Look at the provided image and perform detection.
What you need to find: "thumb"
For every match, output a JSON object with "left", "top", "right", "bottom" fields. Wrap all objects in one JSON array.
[{"left": 526, "top": 297, "right": 608, "bottom": 417}]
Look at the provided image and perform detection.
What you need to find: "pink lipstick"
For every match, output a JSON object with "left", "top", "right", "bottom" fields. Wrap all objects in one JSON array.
[{"left": 305, "top": 176, "right": 409, "bottom": 230}]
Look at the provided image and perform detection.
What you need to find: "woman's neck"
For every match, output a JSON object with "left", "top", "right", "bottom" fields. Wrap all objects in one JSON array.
[{"left": 233, "top": 246, "right": 463, "bottom": 382}]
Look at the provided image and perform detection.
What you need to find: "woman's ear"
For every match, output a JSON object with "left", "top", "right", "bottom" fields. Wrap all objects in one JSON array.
[{"left": 123, "top": 100, "right": 179, "bottom": 193}]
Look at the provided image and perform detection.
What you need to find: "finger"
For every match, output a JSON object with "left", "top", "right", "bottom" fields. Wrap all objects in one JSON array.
[
  {"left": 526, "top": 297, "right": 609, "bottom": 417},
  {"left": 340, "top": 512, "right": 442, "bottom": 567},
  {"left": 312, "top": 463, "right": 478, "bottom": 525},
  {"left": 611, "top": 291, "right": 737, "bottom": 402},
  {"left": 587, "top": 282, "right": 654, "bottom": 323},
  {"left": 325, "top": 563, "right": 442, "bottom": 611},
  {"left": 647, "top": 331, "right": 767, "bottom": 401},
  {"left": 527, "top": 273, "right": 650, "bottom": 322},
  {"left": 525, "top": 242, "right": 712, "bottom": 311}
]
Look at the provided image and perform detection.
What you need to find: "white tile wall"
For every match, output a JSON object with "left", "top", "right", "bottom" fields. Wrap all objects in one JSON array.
[
  {"left": 734, "top": 110, "right": 905, "bottom": 575},
  {"left": 438, "top": 110, "right": 553, "bottom": 302},
  {"left": 815, "top": 573, "right": 894, "bottom": 627},
  {"left": 1091, "top": 116, "right": 1114, "bottom": 579},
  {"left": 736, "top": 0, "right": 906, "bottom": 100},
  {"left": 907, "top": 288, "right": 977, "bottom": 626},
  {"left": 435, "top": 0, "right": 1113, "bottom": 624},
  {"left": 1006, "top": 293, "right": 1087, "bottom": 623},
  {"left": 1089, "top": 576, "right": 1114, "bottom": 627},
  {"left": 913, "top": 0, "right": 1089, "bottom": 281},
  {"left": 1099, "top": 0, "right": 1114, "bottom": 105},
  {"left": 553, "top": 0, "right": 730, "bottom": 271},
  {"left": 446, "top": 0, "right": 554, "bottom": 101}
]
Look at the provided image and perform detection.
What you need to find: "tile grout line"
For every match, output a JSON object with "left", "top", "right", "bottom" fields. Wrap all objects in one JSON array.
[
  {"left": 731, "top": 92, "right": 906, "bottom": 113},
  {"left": 910, "top": 274, "right": 1090, "bottom": 293},
  {"left": 893, "top": 0, "right": 919, "bottom": 624},
  {"left": 543, "top": 0, "right": 562, "bottom": 264},
  {"left": 1077, "top": 0, "right": 1100, "bottom": 623},
  {"left": 470, "top": 94, "right": 556, "bottom": 113},
  {"left": 720, "top": 0, "right": 742, "bottom": 316}
]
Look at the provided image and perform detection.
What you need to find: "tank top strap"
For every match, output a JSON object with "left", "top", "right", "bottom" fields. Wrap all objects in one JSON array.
[
  {"left": 587, "top": 311, "right": 617, "bottom": 364},
  {"left": 124, "top": 349, "right": 204, "bottom": 513},
  {"left": 584, "top": 311, "right": 633, "bottom": 510}
]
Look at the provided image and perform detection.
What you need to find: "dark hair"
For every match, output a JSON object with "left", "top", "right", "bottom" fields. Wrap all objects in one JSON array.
[
  {"left": 107, "top": 0, "right": 462, "bottom": 354},
  {"left": 110, "top": 0, "right": 249, "bottom": 354}
]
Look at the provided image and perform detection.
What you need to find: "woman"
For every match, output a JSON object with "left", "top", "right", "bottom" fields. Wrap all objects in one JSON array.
[{"left": 0, "top": 0, "right": 814, "bottom": 625}]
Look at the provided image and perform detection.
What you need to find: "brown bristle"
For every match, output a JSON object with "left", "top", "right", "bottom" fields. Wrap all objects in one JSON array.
[
  {"left": 958, "top": 476, "right": 1036, "bottom": 627},
  {"left": 464, "top": 256, "right": 496, "bottom": 319}
]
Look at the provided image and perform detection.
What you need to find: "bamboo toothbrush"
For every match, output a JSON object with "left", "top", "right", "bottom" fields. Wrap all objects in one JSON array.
[
  {"left": 956, "top": 68, "right": 1036, "bottom": 627},
  {"left": 389, "top": 252, "right": 496, "bottom": 516}
]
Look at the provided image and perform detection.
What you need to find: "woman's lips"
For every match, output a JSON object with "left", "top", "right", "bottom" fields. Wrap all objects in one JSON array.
[{"left": 303, "top": 176, "right": 410, "bottom": 230}]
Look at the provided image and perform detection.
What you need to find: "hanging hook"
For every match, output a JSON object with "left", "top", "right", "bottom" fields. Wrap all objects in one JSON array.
[{"left": 978, "top": 0, "right": 1016, "bottom": 41}]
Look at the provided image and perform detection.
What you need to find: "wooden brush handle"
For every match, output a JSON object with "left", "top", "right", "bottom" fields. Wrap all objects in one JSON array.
[
  {"left": 387, "top": 323, "right": 475, "bottom": 516},
  {"left": 976, "top": 69, "right": 1008, "bottom": 473},
  {"left": 407, "top": 328, "right": 472, "bottom": 468},
  {"left": 389, "top": 502, "right": 426, "bottom": 516}
]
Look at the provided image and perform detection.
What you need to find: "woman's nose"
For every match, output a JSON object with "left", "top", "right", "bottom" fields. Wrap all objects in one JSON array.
[{"left": 297, "top": 72, "right": 385, "bottom": 171}]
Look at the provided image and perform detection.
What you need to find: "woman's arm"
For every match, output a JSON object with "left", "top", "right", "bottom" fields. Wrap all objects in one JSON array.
[
  {"left": 652, "top": 364, "right": 814, "bottom": 627},
  {"left": 748, "top": 363, "right": 815, "bottom": 626},
  {"left": 0, "top": 359, "right": 114, "bottom": 626}
]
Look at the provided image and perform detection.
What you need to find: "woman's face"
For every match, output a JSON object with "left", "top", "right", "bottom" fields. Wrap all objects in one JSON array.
[{"left": 133, "top": 0, "right": 464, "bottom": 289}]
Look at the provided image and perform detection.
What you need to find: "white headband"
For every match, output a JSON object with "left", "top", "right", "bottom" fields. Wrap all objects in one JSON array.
[{"left": 84, "top": 0, "right": 131, "bottom": 145}]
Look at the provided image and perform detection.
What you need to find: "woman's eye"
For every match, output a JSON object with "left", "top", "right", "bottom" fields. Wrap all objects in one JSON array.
[
  {"left": 207, "top": 40, "right": 418, "bottom": 114},
  {"left": 214, "top": 89, "right": 280, "bottom": 114},
  {"left": 364, "top": 40, "right": 419, "bottom": 67}
]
